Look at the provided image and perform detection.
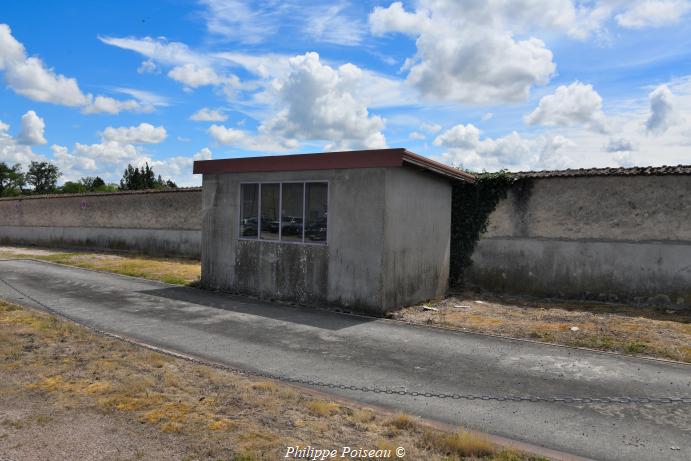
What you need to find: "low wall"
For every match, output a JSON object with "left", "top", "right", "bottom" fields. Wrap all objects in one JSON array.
[
  {"left": 467, "top": 173, "right": 691, "bottom": 307},
  {"left": 0, "top": 189, "right": 202, "bottom": 258}
]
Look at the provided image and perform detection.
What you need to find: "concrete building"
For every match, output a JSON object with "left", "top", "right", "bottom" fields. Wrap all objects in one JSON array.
[{"left": 193, "top": 148, "right": 475, "bottom": 315}]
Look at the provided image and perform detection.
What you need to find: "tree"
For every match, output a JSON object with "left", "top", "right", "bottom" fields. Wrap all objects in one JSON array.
[
  {"left": 59, "top": 176, "right": 117, "bottom": 194},
  {"left": 26, "top": 161, "right": 61, "bottom": 194},
  {"left": 0, "top": 162, "right": 26, "bottom": 196},
  {"left": 119, "top": 163, "right": 177, "bottom": 191}
]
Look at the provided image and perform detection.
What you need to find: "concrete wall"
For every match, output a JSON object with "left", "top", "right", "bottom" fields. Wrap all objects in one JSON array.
[
  {"left": 383, "top": 167, "right": 450, "bottom": 309},
  {"left": 0, "top": 189, "right": 202, "bottom": 257},
  {"left": 201, "top": 166, "right": 452, "bottom": 315},
  {"left": 467, "top": 175, "right": 691, "bottom": 306}
]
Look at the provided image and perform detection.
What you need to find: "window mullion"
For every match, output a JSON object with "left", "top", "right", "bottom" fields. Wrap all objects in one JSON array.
[
  {"left": 257, "top": 183, "right": 262, "bottom": 239},
  {"left": 278, "top": 183, "right": 283, "bottom": 241}
]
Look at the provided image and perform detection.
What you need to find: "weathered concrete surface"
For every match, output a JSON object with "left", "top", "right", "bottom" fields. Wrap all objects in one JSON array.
[
  {"left": 0, "top": 226, "right": 200, "bottom": 258},
  {"left": 1, "top": 260, "right": 689, "bottom": 461},
  {"left": 383, "top": 168, "right": 450, "bottom": 309},
  {"left": 468, "top": 175, "right": 691, "bottom": 306},
  {"left": 0, "top": 189, "right": 201, "bottom": 257},
  {"left": 201, "top": 167, "right": 451, "bottom": 315}
]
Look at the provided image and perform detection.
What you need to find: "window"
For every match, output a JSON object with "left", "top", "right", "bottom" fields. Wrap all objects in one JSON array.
[
  {"left": 305, "top": 183, "right": 328, "bottom": 242},
  {"left": 239, "top": 184, "right": 258, "bottom": 238},
  {"left": 281, "top": 183, "right": 304, "bottom": 242},
  {"left": 240, "top": 182, "right": 327, "bottom": 244},
  {"left": 260, "top": 183, "right": 279, "bottom": 240}
]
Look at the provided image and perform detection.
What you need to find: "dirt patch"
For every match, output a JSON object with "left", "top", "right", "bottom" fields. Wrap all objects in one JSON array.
[
  {"left": 392, "top": 294, "right": 691, "bottom": 362},
  {"left": 0, "top": 300, "right": 544, "bottom": 461}
]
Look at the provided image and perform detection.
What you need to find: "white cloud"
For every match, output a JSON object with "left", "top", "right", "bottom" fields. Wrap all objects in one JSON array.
[
  {"left": 305, "top": 2, "right": 365, "bottom": 45},
  {"left": 137, "top": 59, "right": 158, "bottom": 74},
  {"left": 0, "top": 24, "right": 148, "bottom": 114},
  {"left": 525, "top": 82, "right": 609, "bottom": 133},
  {"left": 17, "top": 110, "right": 47, "bottom": 145},
  {"left": 199, "top": 0, "right": 278, "bottom": 44},
  {"left": 151, "top": 147, "right": 212, "bottom": 187},
  {"left": 646, "top": 84, "right": 678, "bottom": 134},
  {"left": 0, "top": 24, "right": 89, "bottom": 107},
  {"left": 0, "top": 117, "right": 46, "bottom": 166},
  {"left": 50, "top": 123, "right": 170, "bottom": 183},
  {"left": 434, "top": 124, "right": 481, "bottom": 150},
  {"left": 368, "top": 1, "right": 556, "bottom": 104},
  {"left": 208, "top": 125, "right": 247, "bottom": 146},
  {"left": 260, "top": 52, "right": 386, "bottom": 150},
  {"left": 98, "top": 35, "right": 207, "bottom": 67},
  {"left": 435, "top": 123, "right": 573, "bottom": 171},
  {"left": 615, "top": 0, "right": 691, "bottom": 28},
  {"left": 207, "top": 124, "right": 296, "bottom": 152},
  {"left": 102, "top": 123, "right": 167, "bottom": 144},
  {"left": 168, "top": 64, "right": 225, "bottom": 88},
  {"left": 190, "top": 107, "right": 228, "bottom": 122},
  {"left": 82, "top": 96, "right": 148, "bottom": 115},
  {"left": 408, "top": 131, "right": 426, "bottom": 140},
  {"left": 421, "top": 122, "right": 442, "bottom": 133}
]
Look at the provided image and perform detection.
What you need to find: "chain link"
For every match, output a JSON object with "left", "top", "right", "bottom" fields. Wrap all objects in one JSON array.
[{"left": 2, "top": 277, "right": 690, "bottom": 407}]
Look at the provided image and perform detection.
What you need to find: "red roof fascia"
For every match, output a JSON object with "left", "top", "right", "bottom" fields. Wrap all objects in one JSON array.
[{"left": 193, "top": 148, "right": 475, "bottom": 183}]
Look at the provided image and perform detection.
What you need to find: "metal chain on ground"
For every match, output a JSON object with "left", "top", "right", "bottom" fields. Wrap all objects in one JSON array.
[{"left": 2, "top": 277, "right": 690, "bottom": 406}]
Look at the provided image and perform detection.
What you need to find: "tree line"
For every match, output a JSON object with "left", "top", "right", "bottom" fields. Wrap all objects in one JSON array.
[{"left": 0, "top": 161, "right": 177, "bottom": 197}]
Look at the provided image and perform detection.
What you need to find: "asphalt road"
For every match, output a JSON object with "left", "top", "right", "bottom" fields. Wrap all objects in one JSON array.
[{"left": 1, "top": 259, "right": 689, "bottom": 461}]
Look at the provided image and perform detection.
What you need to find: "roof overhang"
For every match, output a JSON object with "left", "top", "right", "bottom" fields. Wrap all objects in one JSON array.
[{"left": 193, "top": 148, "right": 475, "bottom": 183}]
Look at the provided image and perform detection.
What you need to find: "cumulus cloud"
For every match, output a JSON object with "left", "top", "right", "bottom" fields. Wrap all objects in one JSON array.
[
  {"left": 408, "top": 131, "right": 426, "bottom": 140},
  {"left": 435, "top": 123, "right": 573, "bottom": 171},
  {"left": 17, "top": 110, "right": 47, "bottom": 145},
  {"left": 190, "top": 108, "right": 228, "bottom": 122},
  {"left": 369, "top": 1, "right": 556, "bottom": 104},
  {"left": 102, "top": 123, "right": 167, "bottom": 144},
  {"left": 150, "top": 147, "right": 212, "bottom": 187},
  {"left": 525, "top": 82, "right": 609, "bottom": 133},
  {"left": 0, "top": 24, "right": 149, "bottom": 114},
  {"left": 50, "top": 123, "right": 172, "bottom": 183},
  {"left": 615, "top": 0, "right": 691, "bottom": 28},
  {"left": 260, "top": 53, "right": 387, "bottom": 150},
  {"left": 646, "top": 85, "right": 677, "bottom": 134},
  {"left": 0, "top": 117, "right": 46, "bottom": 166}
]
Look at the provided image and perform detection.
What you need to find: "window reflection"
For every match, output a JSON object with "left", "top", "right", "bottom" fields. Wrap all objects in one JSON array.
[
  {"left": 240, "top": 181, "right": 327, "bottom": 244},
  {"left": 305, "top": 182, "right": 328, "bottom": 243},
  {"left": 260, "top": 183, "right": 279, "bottom": 240},
  {"left": 281, "top": 183, "right": 304, "bottom": 242},
  {"left": 240, "top": 183, "right": 258, "bottom": 238}
]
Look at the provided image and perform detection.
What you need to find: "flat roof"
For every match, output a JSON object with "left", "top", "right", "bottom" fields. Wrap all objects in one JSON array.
[{"left": 193, "top": 148, "right": 475, "bottom": 183}]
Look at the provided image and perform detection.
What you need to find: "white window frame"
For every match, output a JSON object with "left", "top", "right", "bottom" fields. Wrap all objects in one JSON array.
[{"left": 238, "top": 180, "right": 329, "bottom": 246}]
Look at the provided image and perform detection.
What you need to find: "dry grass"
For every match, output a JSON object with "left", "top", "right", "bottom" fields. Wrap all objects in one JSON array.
[
  {"left": 0, "top": 246, "right": 200, "bottom": 285},
  {"left": 0, "top": 300, "right": 543, "bottom": 460},
  {"left": 393, "top": 295, "right": 691, "bottom": 362}
]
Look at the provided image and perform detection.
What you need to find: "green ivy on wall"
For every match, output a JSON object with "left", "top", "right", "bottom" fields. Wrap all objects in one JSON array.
[{"left": 450, "top": 171, "right": 530, "bottom": 288}]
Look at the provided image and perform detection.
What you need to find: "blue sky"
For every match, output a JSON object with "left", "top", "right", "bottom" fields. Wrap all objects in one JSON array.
[{"left": 1, "top": 0, "right": 691, "bottom": 185}]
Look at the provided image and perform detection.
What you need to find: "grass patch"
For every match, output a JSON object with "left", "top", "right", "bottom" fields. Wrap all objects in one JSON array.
[
  {"left": 0, "top": 299, "right": 539, "bottom": 460},
  {"left": 0, "top": 246, "right": 200, "bottom": 286},
  {"left": 395, "top": 295, "right": 691, "bottom": 362}
]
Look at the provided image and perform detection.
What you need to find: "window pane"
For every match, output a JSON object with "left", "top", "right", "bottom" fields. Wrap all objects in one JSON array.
[
  {"left": 305, "top": 182, "right": 328, "bottom": 243},
  {"left": 260, "top": 183, "right": 280, "bottom": 240},
  {"left": 240, "top": 184, "right": 258, "bottom": 238},
  {"left": 281, "top": 183, "right": 304, "bottom": 242}
]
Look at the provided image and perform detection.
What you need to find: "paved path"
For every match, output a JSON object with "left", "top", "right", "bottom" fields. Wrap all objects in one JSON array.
[{"left": 1, "top": 260, "right": 689, "bottom": 461}]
